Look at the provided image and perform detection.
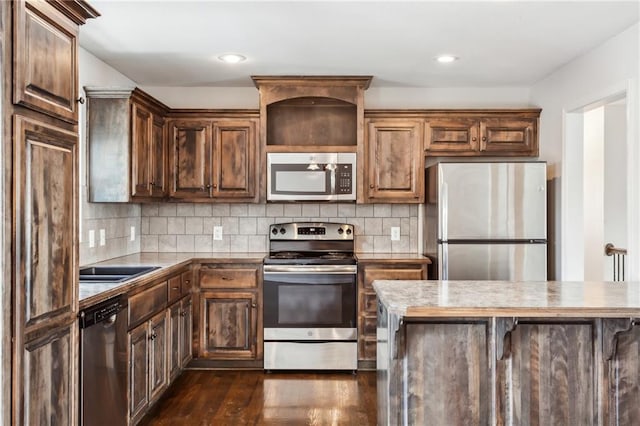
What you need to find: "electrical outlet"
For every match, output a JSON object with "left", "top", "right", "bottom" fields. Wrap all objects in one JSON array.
[
  {"left": 89, "top": 230, "right": 95, "bottom": 248},
  {"left": 390, "top": 226, "right": 400, "bottom": 241},
  {"left": 99, "top": 229, "right": 106, "bottom": 246},
  {"left": 130, "top": 226, "right": 136, "bottom": 242},
  {"left": 213, "top": 226, "right": 223, "bottom": 241}
]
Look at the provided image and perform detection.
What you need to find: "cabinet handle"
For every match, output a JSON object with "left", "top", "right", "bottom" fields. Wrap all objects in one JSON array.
[
  {"left": 221, "top": 276, "right": 232, "bottom": 281},
  {"left": 245, "top": 305, "right": 250, "bottom": 349},
  {"left": 149, "top": 333, "right": 156, "bottom": 341},
  {"left": 171, "top": 286, "right": 179, "bottom": 291},
  {"left": 77, "top": 96, "right": 85, "bottom": 104}
]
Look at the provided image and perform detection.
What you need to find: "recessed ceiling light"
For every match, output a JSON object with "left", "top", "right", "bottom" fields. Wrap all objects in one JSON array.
[
  {"left": 435, "top": 55, "right": 459, "bottom": 64},
  {"left": 218, "top": 53, "right": 246, "bottom": 64}
]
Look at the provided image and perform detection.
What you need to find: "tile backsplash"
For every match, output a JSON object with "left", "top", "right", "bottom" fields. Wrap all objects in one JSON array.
[{"left": 140, "top": 203, "right": 419, "bottom": 253}]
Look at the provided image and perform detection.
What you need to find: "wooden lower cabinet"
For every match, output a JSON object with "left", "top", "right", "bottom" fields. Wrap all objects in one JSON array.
[
  {"left": 169, "top": 295, "right": 193, "bottom": 382},
  {"left": 357, "top": 262, "right": 428, "bottom": 362},
  {"left": 180, "top": 296, "right": 194, "bottom": 367},
  {"left": 199, "top": 291, "right": 258, "bottom": 359},
  {"left": 128, "top": 310, "right": 168, "bottom": 425}
]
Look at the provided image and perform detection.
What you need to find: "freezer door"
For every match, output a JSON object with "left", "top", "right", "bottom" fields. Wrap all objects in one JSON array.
[
  {"left": 439, "top": 242, "right": 547, "bottom": 281},
  {"left": 439, "top": 162, "right": 546, "bottom": 240}
]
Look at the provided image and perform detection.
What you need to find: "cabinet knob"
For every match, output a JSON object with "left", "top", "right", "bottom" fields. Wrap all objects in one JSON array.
[
  {"left": 369, "top": 184, "right": 374, "bottom": 189},
  {"left": 482, "top": 136, "right": 487, "bottom": 141},
  {"left": 212, "top": 184, "right": 217, "bottom": 189},
  {"left": 76, "top": 96, "right": 85, "bottom": 104},
  {"left": 149, "top": 182, "right": 155, "bottom": 186},
  {"left": 185, "top": 280, "right": 190, "bottom": 284},
  {"left": 171, "top": 286, "right": 179, "bottom": 291},
  {"left": 472, "top": 137, "right": 477, "bottom": 141},
  {"left": 180, "top": 311, "right": 187, "bottom": 317},
  {"left": 206, "top": 184, "right": 211, "bottom": 189},
  {"left": 251, "top": 303, "right": 257, "bottom": 308}
]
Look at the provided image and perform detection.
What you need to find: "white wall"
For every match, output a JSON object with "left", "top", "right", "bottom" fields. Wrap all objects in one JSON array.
[
  {"left": 530, "top": 22, "right": 639, "bottom": 280},
  {"left": 79, "top": 48, "right": 142, "bottom": 265}
]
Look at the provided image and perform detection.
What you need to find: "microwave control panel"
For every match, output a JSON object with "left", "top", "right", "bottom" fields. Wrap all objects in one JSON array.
[{"left": 336, "top": 164, "right": 353, "bottom": 194}]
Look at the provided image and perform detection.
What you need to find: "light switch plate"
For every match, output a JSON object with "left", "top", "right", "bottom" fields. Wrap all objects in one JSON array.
[
  {"left": 99, "top": 229, "right": 106, "bottom": 246},
  {"left": 130, "top": 226, "right": 136, "bottom": 242},
  {"left": 89, "top": 230, "right": 95, "bottom": 248},
  {"left": 391, "top": 226, "right": 400, "bottom": 241},
  {"left": 213, "top": 226, "right": 223, "bottom": 241}
]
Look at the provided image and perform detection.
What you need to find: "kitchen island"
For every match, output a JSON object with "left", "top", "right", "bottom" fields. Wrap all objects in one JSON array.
[{"left": 374, "top": 280, "right": 640, "bottom": 426}]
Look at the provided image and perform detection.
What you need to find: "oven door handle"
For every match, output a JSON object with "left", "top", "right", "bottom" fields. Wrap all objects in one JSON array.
[{"left": 263, "top": 265, "right": 357, "bottom": 274}]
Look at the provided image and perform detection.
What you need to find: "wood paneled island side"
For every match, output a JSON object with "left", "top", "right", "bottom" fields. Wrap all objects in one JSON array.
[{"left": 374, "top": 280, "right": 640, "bottom": 426}]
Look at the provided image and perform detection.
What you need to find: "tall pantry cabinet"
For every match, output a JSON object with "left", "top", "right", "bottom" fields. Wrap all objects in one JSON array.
[{"left": 3, "top": 1, "right": 99, "bottom": 424}]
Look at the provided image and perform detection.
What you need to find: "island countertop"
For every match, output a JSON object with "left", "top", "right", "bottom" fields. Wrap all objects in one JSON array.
[{"left": 373, "top": 280, "right": 640, "bottom": 318}]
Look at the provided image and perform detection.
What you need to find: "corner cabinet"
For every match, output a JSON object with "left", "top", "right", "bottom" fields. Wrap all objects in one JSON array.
[
  {"left": 364, "top": 118, "right": 424, "bottom": 202},
  {"left": 168, "top": 117, "right": 258, "bottom": 202},
  {"left": 195, "top": 263, "right": 262, "bottom": 360}
]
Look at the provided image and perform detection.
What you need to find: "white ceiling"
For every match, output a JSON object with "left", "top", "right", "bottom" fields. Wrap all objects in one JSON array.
[{"left": 79, "top": 1, "right": 640, "bottom": 88}]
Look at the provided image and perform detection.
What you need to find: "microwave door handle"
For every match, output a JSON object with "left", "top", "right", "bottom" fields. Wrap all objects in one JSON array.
[{"left": 330, "top": 166, "right": 336, "bottom": 195}]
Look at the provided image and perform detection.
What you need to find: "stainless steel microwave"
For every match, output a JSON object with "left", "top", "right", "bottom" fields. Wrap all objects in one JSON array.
[{"left": 267, "top": 153, "right": 356, "bottom": 202}]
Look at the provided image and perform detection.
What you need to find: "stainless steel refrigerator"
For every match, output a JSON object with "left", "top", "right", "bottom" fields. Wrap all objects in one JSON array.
[{"left": 424, "top": 162, "right": 547, "bottom": 280}]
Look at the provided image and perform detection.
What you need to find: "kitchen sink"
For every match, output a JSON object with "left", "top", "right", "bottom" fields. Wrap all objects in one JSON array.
[{"left": 79, "top": 265, "right": 160, "bottom": 284}]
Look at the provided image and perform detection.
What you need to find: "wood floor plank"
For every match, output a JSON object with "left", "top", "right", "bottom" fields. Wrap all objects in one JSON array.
[{"left": 140, "top": 370, "right": 377, "bottom": 425}]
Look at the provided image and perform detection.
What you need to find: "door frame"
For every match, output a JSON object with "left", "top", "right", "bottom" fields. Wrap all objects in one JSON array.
[{"left": 561, "top": 78, "right": 638, "bottom": 280}]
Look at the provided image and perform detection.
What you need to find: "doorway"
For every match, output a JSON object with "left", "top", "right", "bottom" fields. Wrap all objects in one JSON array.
[{"left": 562, "top": 83, "right": 636, "bottom": 281}]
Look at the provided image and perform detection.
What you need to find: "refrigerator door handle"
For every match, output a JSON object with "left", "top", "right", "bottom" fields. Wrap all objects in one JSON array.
[
  {"left": 441, "top": 243, "right": 448, "bottom": 280},
  {"left": 441, "top": 181, "right": 448, "bottom": 242}
]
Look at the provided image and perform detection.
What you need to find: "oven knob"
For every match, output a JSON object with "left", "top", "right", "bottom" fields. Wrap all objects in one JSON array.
[
  {"left": 346, "top": 228, "right": 352, "bottom": 235},
  {"left": 338, "top": 228, "right": 344, "bottom": 235},
  {"left": 279, "top": 228, "right": 286, "bottom": 235},
  {"left": 271, "top": 228, "right": 278, "bottom": 235}
]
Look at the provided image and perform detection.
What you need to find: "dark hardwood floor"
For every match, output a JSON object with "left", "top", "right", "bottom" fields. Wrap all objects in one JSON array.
[{"left": 140, "top": 370, "right": 377, "bottom": 425}]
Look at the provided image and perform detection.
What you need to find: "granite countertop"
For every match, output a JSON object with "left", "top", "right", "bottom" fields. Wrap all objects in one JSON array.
[
  {"left": 355, "top": 253, "right": 431, "bottom": 262},
  {"left": 79, "top": 251, "right": 267, "bottom": 306},
  {"left": 373, "top": 280, "right": 640, "bottom": 318}
]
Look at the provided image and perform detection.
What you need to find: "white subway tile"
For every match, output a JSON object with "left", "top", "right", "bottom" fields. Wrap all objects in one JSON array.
[
  {"left": 364, "top": 217, "right": 383, "bottom": 235},
  {"left": 149, "top": 217, "right": 168, "bottom": 235},
  {"left": 194, "top": 235, "right": 213, "bottom": 252},
  {"left": 176, "top": 203, "right": 194, "bottom": 216},
  {"left": 374, "top": 204, "right": 392, "bottom": 218},
  {"left": 185, "top": 217, "right": 204, "bottom": 235},
  {"left": 382, "top": 217, "right": 401, "bottom": 233},
  {"left": 202, "top": 217, "right": 221, "bottom": 234},
  {"left": 194, "top": 204, "right": 212, "bottom": 216},
  {"left": 337, "top": 204, "right": 356, "bottom": 218},
  {"left": 247, "top": 235, "right": 267, "bottom": 252},
  {"left": 211, "top": 204, "right": 230, "bottom": 216},
  {"left": 230, "top": 204, "right": 249, "bottom": 217},
  {"left": 158, "top": 235, "right": 177, "bottom": 252},
  {"left": 355, "top": 235, "right": 374, "bottom": 252},
  {"left": 238, "top": 217, "right": 257, "bottom": 235},
  {"left": 158, "top": 203, "right": 177, "bottom": 217},
  {"left": 319, "top": 204, "right": 338, "bottom": 217},
  {"left": 392, "top": 236, "right": 410, "bottom": 253},
  {"left": 176, "top": 235, "right": 195, "bottom": 252},
  {"left": 374, "top": 235, "right": 391, "bottom": 252},
  {"left": 301, "top": 203, "right": 319, "bottom": 217},
  {"left": 256, "top": 217, "right": 275, "bottom": 234},
  {"left": 221, "top": 217, "right": 239, "bottom": 234},
  {"left": 230, "top": 235, "right": 248, "bottom": 252},
  {"left": 141, "top": 235, "right": 159, "bottom": 252},
  {"left": 391, "top": 204, "right": 410, "bottom": 218},
  {"left": 140, "top": 217, "right": 150, "bottom": 234},
  {"left": 283, "top": 204, "right": 302, "bottom": 217},
  {"left": 141, "top": 203, "right": 159, "bottom": 217},
  {"left": 211, "top": 238, "right": 230, "bottom": 253},
  {"left": 356, "top": 204, "right": 374, "bottom": 217},
  {"left": 167, "top": 217, "right": 185, "bottom": 234},
  {"left": 266, "top": 204, "right": 284, "bottom": 217},
  {"left": 248, "top": 204, "right": 266, "bottom": 217}
]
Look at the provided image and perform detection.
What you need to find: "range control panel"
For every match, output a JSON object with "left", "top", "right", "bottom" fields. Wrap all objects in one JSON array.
[{"left": 269, "top": 222, "right": 354, "bottom": 240}]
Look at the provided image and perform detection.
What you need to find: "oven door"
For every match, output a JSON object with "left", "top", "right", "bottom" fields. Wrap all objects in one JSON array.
[{"left": 263, "top": 265, "right": 357, "bottom": 340}]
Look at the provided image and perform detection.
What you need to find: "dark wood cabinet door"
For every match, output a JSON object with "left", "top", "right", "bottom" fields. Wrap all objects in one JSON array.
[
  {"left": 131, "top": 102, "right": 152, "bottom": 197},
  {"left": 168, "top": 302, "right": 181, "bottom": 382},
  {"left": 148, "top": 310, "right": 168, "bottom": 404},
  {"left": 180, "top": 296, "right": 193, "bottom": 367},
  {"left": 500, "top": 322, "right": 596, "bottom": 425},
  {"left": 480, "top": 117, "right": 537, "bottom": 155},
  {"left": 366, "top": 119, "right": 424, "bottom": 202},
  {"left": 169, "top": 120, "right": 212, "bottom": 199},
  {"left": 212, "top": 119, "right": 257, "bottom": 199},
  {"left": 14, "top": 115, "right": 77, "bottom": 335},
  {"left": 606, "top": 321, "right": 640, "bottom": 425},
  {"left": 150, "top": 115, "right": 167, "bottom": 197},
  {"left": 404, "top": 321, "right": 491, "bottom": 424},
  {"left": 200, "top": 291, "right": 257, "bottom": 359},
  {"left": 14, "top": 0, "right": 78, "bottom": 122},
  {"left": 424, "top": 117, "right": 479, "bottom": 154},
  {"left": 128, "top": 322, "right": 149, "bottom": 424},
  {"left": 21, "top": 322, "right": 76, "bottom": 425}
]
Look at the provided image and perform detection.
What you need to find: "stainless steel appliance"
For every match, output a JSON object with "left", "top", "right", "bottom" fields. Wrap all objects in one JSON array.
[
  {"left": 263, "top": 222, "right": 357, "bottom": 370},
  {"left": 80, "top": 295, "right": 128, "bottom": 426},
  {"left": 425, "top": 161, "right": 547, "bottom": 280},
  {"left": 267, "top": 152, "right": 356, "bottom": 201}
]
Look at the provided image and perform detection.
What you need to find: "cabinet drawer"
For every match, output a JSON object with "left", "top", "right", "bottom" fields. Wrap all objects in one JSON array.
[
  {"left": 181, "top": 270, "right": 192, "bottom": 295},
  {"left": 129, "top": 281, "right": 168, "bottom": 327},
  {"left": 363, "top": 267, "right": 424, "bottom": 290},
  {"left": 199, "top": 267, "right": 259, "bottom": 289},
  {"left": 360, "top": 315, "right": 377, "bottom": 336},
  {"left": 361, "top": 292, "right": 377, "bottom": 315},
  {"left": 168, "top": 275, "right": 182, "bottom": 304}
]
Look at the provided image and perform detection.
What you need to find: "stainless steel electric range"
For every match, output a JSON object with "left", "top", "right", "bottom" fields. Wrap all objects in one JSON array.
[{"left": 263, "top": 222, "right": 357, "bottom": 371}]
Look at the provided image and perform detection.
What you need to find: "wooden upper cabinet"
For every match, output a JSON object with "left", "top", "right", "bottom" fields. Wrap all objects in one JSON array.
[
  {"left": 480, "top": 117, "right": 537, "bottom": 154},
  {"left": 14, "top": 0, "right": 80, "bottom": 122},
  {"left": 212, "top": 119, "right": 257, "bottom": 199},
  {"left": 150, "top": 115, "right": 167, "bottom": 197},
  {"left": 423, "top": 111, "right": 540, "bottom": 157},
  {"left": 169, "top": 120, "right": 212, "bottom": 199},
  {"left": 424, "top": 117, "right": 479, "bottom": 154},
  {"left": 365, "top": 119, "right": 424, "bottom": 202}
]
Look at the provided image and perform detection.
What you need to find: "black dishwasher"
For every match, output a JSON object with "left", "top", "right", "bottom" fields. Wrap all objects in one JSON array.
[{"left": 79, "top": 295, "right": 128, "bottom": 426}]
